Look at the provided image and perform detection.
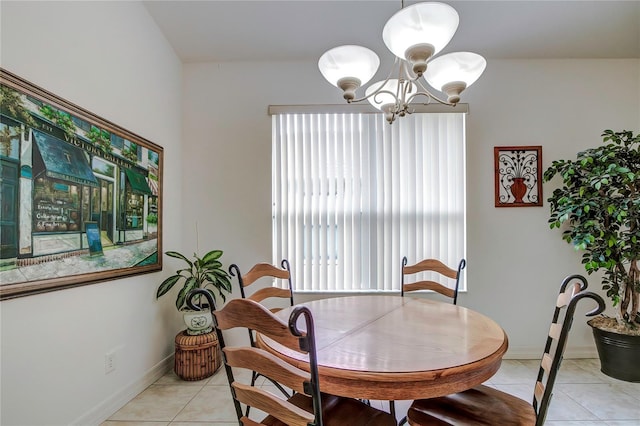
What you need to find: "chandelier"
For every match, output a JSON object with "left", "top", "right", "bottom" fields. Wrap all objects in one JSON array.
[{"left": 318, "top": 1, "right": 486, "bottom": 124}]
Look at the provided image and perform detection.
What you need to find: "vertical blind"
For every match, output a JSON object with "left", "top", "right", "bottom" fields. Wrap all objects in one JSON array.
[{"left": 272, "top": 112, "right": 466, "bottom": 292}]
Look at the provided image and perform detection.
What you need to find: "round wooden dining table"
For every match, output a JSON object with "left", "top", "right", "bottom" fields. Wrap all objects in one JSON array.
[{"left": 257, "top": 295, "right": 508, "bottom": 401}]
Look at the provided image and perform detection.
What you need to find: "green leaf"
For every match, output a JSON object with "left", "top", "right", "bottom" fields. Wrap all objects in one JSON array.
[
  {"left": 166, "top": 251, "right": 193, "bottom": 267},
  {"left": 211, "top": 268, "right": 229, "bottom": 278},
  {"left": 156, "top": 275, "right": 182, "bottom": 298},
  {"left": 203, "top": 271, "right": 218, "bottom": 284},
  {"left": 205, "top": 260, "right": 223, "bottom": 270},
  {"left": 176, "top": 277, "right": 198, "bottom": 310},
  {"left": 202, "top": 250, "right": 223, "bottom": 263},
  {"left": 218, "top": 275, "right": 232, "bottom": 293}
]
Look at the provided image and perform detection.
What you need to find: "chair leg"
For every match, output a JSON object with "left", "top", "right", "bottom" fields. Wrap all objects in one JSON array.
[
  {"left": 266, "top": 376, "right": 292, "bottom": 398},
  {"left": 389, "top": 401, "right": 396, "bottom": 420},
  {"left": 390, "top": 401, "right": 408, "bottom": 426},
  {"left": 244, "top": 370, "right": 260, "bottom": 417}
]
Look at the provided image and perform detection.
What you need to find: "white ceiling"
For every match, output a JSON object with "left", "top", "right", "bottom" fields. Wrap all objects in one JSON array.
[{"left": 143, "top": 0, "right": 640, "bottom": 63}]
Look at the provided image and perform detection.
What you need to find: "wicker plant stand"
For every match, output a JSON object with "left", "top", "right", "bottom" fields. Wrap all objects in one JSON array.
[{"left": 174, "top": 330, "right": 222, "bottom": 381}]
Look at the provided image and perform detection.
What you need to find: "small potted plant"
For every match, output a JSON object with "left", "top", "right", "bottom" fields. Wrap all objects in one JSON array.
[
  {"left": 145, "top": 213, "right": 158, "bottom": 237},
  {"left": 156, "top": 249, "right": 232, "bottom": 335},
  {"left": 544, "top": 129, "right": 639, "bottom": 382}
]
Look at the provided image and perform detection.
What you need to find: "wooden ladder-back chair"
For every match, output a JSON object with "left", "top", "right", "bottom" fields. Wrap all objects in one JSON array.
[
  {"left": 186, "top": 289, "right": 397, "bottom": 426},
  {"left": 229, "top": 260, "right": 295, "bottom": 410},
  {"left": 401, "top": 256, "right": 467, "bottom": 304},
  {"left": 393, "top": 256, "right": 467, "bottom": 423},
  {"left": 229, "top": 259, "right": 294, "bottom": 322},
  {"left": 405, "top": 274, "right": 605, "bottom": 426}
]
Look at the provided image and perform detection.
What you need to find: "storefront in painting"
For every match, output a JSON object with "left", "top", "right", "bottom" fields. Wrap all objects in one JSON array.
[{"left": 0, "top": 85, "right": 160, "bottom": 265}]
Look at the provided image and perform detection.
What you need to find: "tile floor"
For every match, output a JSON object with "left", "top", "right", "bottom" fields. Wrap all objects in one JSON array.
[{"left": 102, "top": 358, "right": 640, "bottom": 426}]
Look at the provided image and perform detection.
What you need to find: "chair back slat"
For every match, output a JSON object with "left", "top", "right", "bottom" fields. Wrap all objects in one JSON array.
[
  {"left": 223, "top": 347, "right": 309, "bottom": 394},
  {"left": 243, "top": 263, "right": 291, "bottom": 286},
  {"left": 249, "top": 286, "right": 293, "bottom": 304},
  {"left": 556, "top": 282, "right": 580, "bottom": 307},
  {"left": 532, "top": 274, "right": 605, "bottom": 426},
  {"left": 239, "top": 416, "right": 263, "bottom": 426},
  {"left": 403, "top": 259, "right": 458, "bottom": 278},
  {"left": 402, "top": 281, "right": 455, "bottom": 298},
  {"left": 401, "top": 257, "right": 466, "bottom": 304},
  {"left": 534, "top": 381, "right": 545, "bottom": 404},
  {"left": 548, "top": 323, "right": 561, "bottom": 340},
  {"left": 540, "top": 353, "right": 553, "bottom": 373},
  {"left": 232, "top": 382, "right": 314, "bottom": 426},
  {"left": 214, "top": 299, "right": 303, "bottom": 352}
]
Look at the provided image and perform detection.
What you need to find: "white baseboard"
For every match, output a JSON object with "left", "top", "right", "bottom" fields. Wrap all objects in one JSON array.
[
  {"left": 504, "top": 346, "right": 598, "bottom": 360},
  {"left": 72, "top": 354, "right": 174, "bottom": 426}
]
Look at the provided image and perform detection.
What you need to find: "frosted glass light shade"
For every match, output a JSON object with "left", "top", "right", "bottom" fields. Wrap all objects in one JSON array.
[
  {"left": 424, "top": 52, "right": 487, "bottom": 90},
  {"left": 382, "top": 2, "right": 459, "bottom": 60},
  {"left": 318, "top": 45, "right": 380, "bottom": 87}
]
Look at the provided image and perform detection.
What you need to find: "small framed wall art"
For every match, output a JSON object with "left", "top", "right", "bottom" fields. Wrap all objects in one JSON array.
[{"left": 494, "top": 145, "right": 542, "bottom": 207}]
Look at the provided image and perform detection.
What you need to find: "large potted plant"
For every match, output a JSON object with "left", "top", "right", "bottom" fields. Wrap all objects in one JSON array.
[
  {"left": 156, "top": 249, "right": 232, "bottom": 335},
  {"left": 544, "top": 129, "right": 639, "bottom": 382}
]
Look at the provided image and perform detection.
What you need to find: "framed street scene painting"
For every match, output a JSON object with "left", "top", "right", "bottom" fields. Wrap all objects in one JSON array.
[
  {"left": 0, "top": 69, "right": 163, "bottom": 299},
  {"left": 494, "top": 145, "right": 542, "bottom": 207}
]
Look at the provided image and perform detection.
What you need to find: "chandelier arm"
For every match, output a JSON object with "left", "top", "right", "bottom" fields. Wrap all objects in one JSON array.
[
  {"left": 371, "top": 89, "right": 401, "bottom": 106},
  {"left": 412, "top": 78, "right": 453, "bottom": 105},
  {"left": 400, "top": 80, "right": 412, "bottom": 102},
  {"left": 414, "top": 77, "right": 434, "bottom": 93},
  {"left": 396, "top": 63, "right": 407, "bottom": 103},
  {"left": 400, "top": 60, "right": 416, "bottom": 82},
  {"left": 405, "top": 90, "right": 452, "bottom": 106},
  {"left": 349, "top": 57, "right": 403, "bottom": 104}
]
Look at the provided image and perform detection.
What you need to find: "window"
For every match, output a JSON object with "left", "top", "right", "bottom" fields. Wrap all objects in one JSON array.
[
  {"left": 272, "top": 112, "right": 466, "bottom": 292},
  {"left": 110, "top": 134, "right": 125, "bottom": 150}
]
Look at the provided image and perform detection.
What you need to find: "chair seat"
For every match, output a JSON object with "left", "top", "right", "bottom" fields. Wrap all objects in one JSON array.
[
  {"left": 407, "top": 385, "right": 536, "bottom": 426},
  {"left": 261, "top": 392, "right": 397, "bottom": 426}
]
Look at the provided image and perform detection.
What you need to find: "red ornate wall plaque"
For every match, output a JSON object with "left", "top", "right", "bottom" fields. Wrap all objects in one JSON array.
[{"left": 494, "top": 146, "right": 542, "bottom": 207}]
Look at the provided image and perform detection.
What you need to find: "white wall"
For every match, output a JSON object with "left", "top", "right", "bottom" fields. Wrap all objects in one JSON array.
[
  {"left": 0, "top": 2, "right": 183, "bottom": 425},
  {"left": 183, "top": 59, "right": 639, "bottom": 357}
]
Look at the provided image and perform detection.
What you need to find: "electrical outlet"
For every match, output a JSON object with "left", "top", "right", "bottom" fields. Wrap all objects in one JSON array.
[{"left": 105, "top": 351, "right": 116, "bottom": 374}]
